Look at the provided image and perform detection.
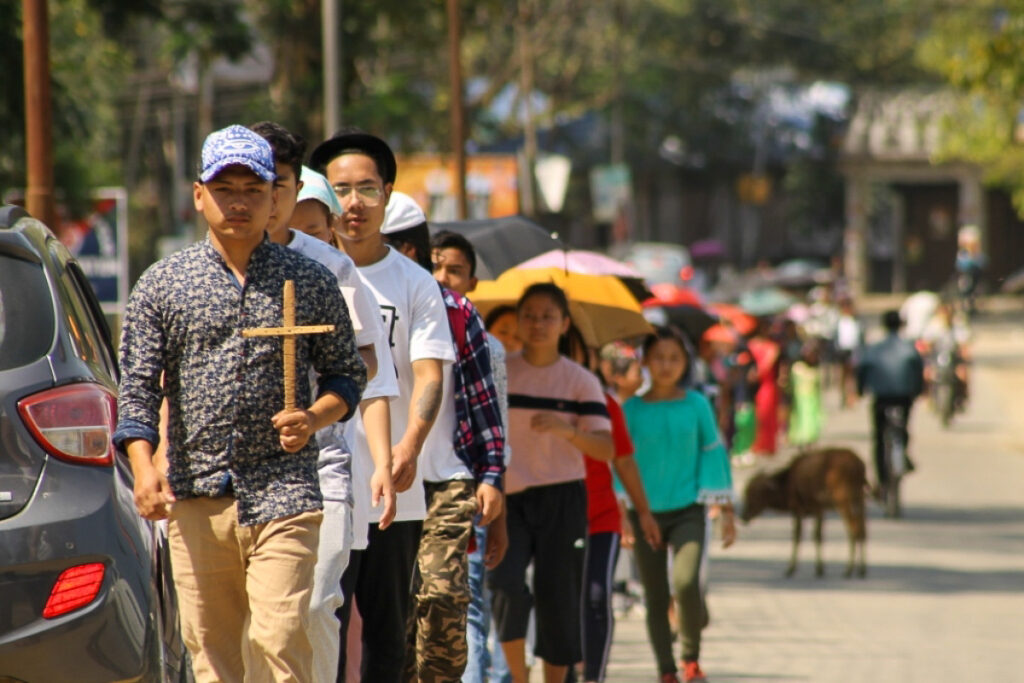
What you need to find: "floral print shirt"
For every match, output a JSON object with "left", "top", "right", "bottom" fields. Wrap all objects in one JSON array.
[{"left": 113, "top": 236, "right": 366, "bottom": 525}]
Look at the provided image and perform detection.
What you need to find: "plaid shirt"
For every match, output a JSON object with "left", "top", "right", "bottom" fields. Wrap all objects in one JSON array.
[{"left": 441, "top": 287, "right": 506, "bottom": 489}]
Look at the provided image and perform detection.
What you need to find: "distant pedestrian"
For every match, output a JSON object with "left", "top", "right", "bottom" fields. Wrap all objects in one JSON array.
[
  {"left": 834, "top": 298, "right": 863, "bottom": 408},
  {"left": 954, "top": 225, "right": 984, "bottom": 316},
  {"left": 622, "top": 326, "right": 735, "bottom": 683},
  {"left": 748, "top": 319, "right": 781, "bottom": 457},
  {"left": 787, "top": 340, "right": 824, "bottom": 449}
]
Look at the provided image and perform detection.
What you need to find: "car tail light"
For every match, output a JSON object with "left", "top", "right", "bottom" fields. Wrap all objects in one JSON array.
[
  {"left": 17, "top": 383, "right": 117, "bottom": 466},
  {"left": 42, "top": 563, "right": 106, "bottom": 618}
]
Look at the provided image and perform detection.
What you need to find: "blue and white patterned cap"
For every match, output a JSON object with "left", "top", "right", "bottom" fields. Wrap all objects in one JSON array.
[
  {"left": 199, "top": 125, "right": 277, "bottom": 183},
  {"left": 297, "top": 166, "right": 343, "bottom": 216}
]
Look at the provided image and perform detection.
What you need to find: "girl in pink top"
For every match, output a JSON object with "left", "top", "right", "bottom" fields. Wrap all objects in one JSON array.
[{"left": 489, "top": 283, "right": 614, "bottom": 683}]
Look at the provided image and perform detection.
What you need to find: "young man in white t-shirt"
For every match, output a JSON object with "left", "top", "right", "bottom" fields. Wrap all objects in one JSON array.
[
  {"left": 250, "top": 122, "right": 398, "bottom": 683},
  {"left": 310, "top": 130, "right": 455, "bottom": 683},
  {"left": 380, "top": 193, "right": 506, "bottom": 681}
]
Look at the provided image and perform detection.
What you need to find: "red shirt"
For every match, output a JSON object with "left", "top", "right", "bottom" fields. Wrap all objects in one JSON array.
[{"left": 584, "top": 394, "right": 635, "bottom": 536}]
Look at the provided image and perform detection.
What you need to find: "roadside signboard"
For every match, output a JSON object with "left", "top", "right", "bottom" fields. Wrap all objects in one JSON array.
[{"left": 3, "top": 187, "right": 129, "bottom": 315}]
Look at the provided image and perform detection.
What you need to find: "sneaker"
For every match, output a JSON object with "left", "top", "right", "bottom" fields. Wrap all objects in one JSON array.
[
  {"left": 682, "top": 660, "right": 707, "bottom": 682},
  {"left": 659, "top": 674, "right": 681, "bottom": 683}
]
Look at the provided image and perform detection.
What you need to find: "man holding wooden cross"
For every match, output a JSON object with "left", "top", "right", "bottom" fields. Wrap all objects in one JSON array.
[{"left": 113, "top": 124, "right": 366, "bottom": 683}]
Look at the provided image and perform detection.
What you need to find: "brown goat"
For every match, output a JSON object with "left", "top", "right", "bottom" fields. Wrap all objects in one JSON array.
[{"left": 741, "top": 447, "right": 867, "bottom": 578}]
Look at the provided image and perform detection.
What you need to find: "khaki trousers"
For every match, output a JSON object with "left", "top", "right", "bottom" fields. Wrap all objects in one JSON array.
[{"left": 168, "top": 496, "right": 322, "bottom": 683}]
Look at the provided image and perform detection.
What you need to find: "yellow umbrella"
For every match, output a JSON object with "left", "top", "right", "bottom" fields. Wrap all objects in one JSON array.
[{"left": 468, "top": 267, "right": 653, "bottom": 348}]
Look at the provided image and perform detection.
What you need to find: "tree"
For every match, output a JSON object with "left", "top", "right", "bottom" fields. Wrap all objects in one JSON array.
[
  {"left": 917, "top": 3, "right": 1024, "bottom": 214},
  {"left": 1, "top": 0, "right": 130, "bottom": 215}
]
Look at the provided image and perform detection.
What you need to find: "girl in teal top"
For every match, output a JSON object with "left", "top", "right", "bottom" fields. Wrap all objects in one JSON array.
[{"left": 623, "top": 326, "right": 736, "bottom": 683}]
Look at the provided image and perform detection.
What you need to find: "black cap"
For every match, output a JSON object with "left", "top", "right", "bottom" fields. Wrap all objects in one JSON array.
[{"left": 309, "top": 128, "right": 397, "bottom": 184}]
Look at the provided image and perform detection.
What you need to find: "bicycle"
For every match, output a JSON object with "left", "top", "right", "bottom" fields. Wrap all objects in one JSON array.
[{"left": 881, "top": 405, "right": 908, "bottom": 518}]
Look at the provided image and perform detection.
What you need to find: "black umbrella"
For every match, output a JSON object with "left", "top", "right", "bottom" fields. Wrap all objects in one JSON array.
[
  {"left": 431, "top": 216, "right": 565, "bottom": 279},
  {"left": 620, "top": 276, "right": 655, "bottom": 304},
  {"left": 643, "top": 304, "right": 718, "bottom": 343}
]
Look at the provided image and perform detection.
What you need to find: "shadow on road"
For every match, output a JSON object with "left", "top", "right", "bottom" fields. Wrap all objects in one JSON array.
[
  {"left": 715, "top": 554, "right": 1024, "bottom": 594},
  {"left": 705, "top": 673, "right": 810, "bottom": 681},
  {"left": 712, "top": 557, "right": 1024, "bottom": 593},
  {"left": 723, "top": 500, "right": 1024, "bottom": 594},
  {"left": 903, "top": 504, "right": 1024, "bottom": 525}
]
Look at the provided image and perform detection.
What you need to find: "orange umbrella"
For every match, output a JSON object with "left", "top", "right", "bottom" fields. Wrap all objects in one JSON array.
[
  {"left": 469, "top": 267, "right": 653, "bottom": 348},
  {"left": 702, "top": 323, "right": 738, "bottom": 345},
  {"left": 707, "top": 303, "right": 757, "bottom": 336}
]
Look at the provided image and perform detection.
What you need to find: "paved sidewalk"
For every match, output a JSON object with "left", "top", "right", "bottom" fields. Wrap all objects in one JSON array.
[{"left": 599, "top": 311, "right": 1024, "bottom": 683}]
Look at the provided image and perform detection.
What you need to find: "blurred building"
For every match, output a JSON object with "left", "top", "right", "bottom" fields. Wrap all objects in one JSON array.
[{"left": 840, "top": 89, "right": 1024, "bottom": 295}]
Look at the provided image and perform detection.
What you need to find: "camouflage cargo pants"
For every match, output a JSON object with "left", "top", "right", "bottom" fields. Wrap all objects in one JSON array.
[{"left": 404, "top": 479, "right": 478, "bottom": 682}]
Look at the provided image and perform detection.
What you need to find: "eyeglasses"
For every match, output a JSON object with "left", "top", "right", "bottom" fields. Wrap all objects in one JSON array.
[{"left": 332, "top": 184, "right": 384, "bottom": 207}]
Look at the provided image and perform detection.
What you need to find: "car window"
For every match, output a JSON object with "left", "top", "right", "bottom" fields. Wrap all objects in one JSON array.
[
  {"left": 66, "top": 261, "right": 119, "bottom": 380},
  {"left": 0, "top": 255, "right": 56, "bottom": 370},
  {"left": 54, "top": 261, "right": 106, "bottom": 371}
]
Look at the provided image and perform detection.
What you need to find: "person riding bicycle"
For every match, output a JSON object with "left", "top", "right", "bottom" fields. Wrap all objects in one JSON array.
[
  {"left": 954, "top": 225, "right": 984, "bottom": 316},
  {"left": 921, "top": 301, "right": 971, "bottom": 415},
  {"left": 856, "top": 310, "right": 925, "bottom": 496}
]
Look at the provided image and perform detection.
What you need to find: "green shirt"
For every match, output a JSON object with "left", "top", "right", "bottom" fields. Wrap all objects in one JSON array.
[{"left": 622, "top": 391, "right": 733, "bottom": 513}]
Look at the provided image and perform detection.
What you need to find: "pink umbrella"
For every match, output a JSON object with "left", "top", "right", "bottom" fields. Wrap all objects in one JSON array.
[{"left": 517, "top": 249, "right": 641, "bottom": 278}]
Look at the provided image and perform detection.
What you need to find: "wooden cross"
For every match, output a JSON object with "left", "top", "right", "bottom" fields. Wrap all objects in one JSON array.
[{"left": 241, "top": 280, "right": 334, "bottom": 411}]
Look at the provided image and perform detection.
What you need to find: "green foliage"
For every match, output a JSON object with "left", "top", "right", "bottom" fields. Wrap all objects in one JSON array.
[
  {"left": 0, "top": 0, "right": 129, "bottom": 215},
  {"left": 917, "top": 3, "right": 1024, "bottom": 214},
  {"left": 2, "top": 0, "right": 966, "bottom": 243},
  {"left": 163, "top": 0, "right": 252, "bottom": 63},
  {"left": 782, "top": 114, "right": 845, "bottom": 242},
  {"left": 335, "top": 2, "right": 450, "bottom": 148}
]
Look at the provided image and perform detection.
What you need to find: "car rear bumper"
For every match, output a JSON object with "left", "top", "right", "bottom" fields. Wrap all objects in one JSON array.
[{"left": 0, "top": 459, "right": 158, "bottom": 682}]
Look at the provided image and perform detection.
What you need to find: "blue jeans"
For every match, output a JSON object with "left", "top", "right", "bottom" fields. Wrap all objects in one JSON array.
[{"left": 463, "top": 524, "right": 511, "bottom": 683}]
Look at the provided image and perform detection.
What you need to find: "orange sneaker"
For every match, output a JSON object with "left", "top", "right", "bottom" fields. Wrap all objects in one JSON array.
[
  {"left": 659, "top": 674, "right": 681, "bottom": 683},
  {"left": 682, "top": 660, "right": 707, "bottom": 682}
]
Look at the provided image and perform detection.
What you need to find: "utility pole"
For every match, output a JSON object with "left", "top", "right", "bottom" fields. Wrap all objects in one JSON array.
[
  {"left": 323, "top": 0, "right": 342, "bottom": 138},
  {"left": 610, "top": 0, "right": 625, "bottom": 166},
  {"left": 447, "top": 0, "right": 467, "bottom": 219},
  {"left": 516, "top": 0, "right": 537, "bottom": 217},
  {"left": 23, "top": 0, "right": 57, "bottom": 233}
]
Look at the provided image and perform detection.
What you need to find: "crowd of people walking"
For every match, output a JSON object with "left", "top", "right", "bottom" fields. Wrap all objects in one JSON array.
[{"left": 114, "top": 122, "right": 970, "bottom": 683}]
